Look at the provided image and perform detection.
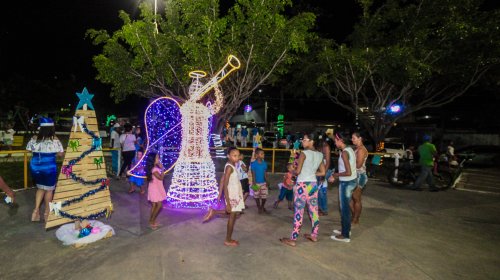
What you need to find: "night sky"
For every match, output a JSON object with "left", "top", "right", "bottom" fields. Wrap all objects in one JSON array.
[
  {"left": 0, "top": 1, "right": 359, "bottom": 119},
  {"left": 0, "top": 1, "right": 497, "bottom": 129},
  {"left": 0, "top": 1, "right": 357, "bottom": 79}
]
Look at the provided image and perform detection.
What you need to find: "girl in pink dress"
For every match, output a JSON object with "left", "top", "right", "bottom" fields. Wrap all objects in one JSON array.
[{"left": 145, "top": 153, "right": 166, "bottom": 230}]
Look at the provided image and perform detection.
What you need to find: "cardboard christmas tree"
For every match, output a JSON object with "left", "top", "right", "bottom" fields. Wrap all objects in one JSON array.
[{"left": 46, "top": 88, "right": 113, "bottom": 229}]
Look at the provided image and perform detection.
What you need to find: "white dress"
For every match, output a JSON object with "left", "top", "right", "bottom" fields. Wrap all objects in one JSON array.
[{"left": 225, "top": 163, "right": 245, "bottom": 212}]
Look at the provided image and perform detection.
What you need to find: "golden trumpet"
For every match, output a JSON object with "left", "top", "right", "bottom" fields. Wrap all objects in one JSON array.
[{"left": 189, "top": 55, "right": 241, "bottom": 102}]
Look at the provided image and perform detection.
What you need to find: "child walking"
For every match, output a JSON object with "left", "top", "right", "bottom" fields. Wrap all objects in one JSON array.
[
  {"left": 203, "top": 147, "right": 245, "bottom": 246},
  {"left": 128, "top": 150, "right": 145, "bottom": 194},
  {"left": 250, "top": 148, "right": 268, "bottom": 213},
  {"left": 145, "top": 152, "right": 166, "bottom": 230},
  {"left": 273, "top": 163, "right": 295, "bottom": 210}
]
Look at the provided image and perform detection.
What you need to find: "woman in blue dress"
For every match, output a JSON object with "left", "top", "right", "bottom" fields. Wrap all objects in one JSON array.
[{"left": 26, "top": 117, "right": 64, "bottom": 222}]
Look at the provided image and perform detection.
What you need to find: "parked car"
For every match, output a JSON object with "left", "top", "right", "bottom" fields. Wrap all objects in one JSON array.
[
  {"left": 455, "top": 145, "right": 500, "bottom": 167},
  {"left": 382, "top": 142, "right": 406, "bottom": 158}
]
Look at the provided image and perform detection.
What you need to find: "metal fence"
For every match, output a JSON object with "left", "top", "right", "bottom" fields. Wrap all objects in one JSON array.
[{"left": 0, "top": 148, "right": 390, "bottom": 190}]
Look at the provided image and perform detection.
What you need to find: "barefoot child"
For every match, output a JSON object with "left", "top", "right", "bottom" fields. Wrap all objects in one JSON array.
[
  {"left": 145, "top": 153, "right": 166, "bottom": 230},
  {"left": 250, "top": 148, "right": 268, "bottom": 213},
  {"left": 128, "top": 150, "right": 145, "bottom": 194},
  {"left": 203, "top": 147, "right": 245, "bottom": 246},
  {"left": 273, "top": 163, "right": 295, "bottom": 210}
]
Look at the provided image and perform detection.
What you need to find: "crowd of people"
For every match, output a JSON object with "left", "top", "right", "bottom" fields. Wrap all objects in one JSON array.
[
  {"left": 1, "top": 116, "right": 452, "bottom": 248},
  {"left": 223, "top": 125, "right": 308, "bottom": 149},
  {"left": 108, "top": 119, "right": 146, "bottom": 193},
  {"left": 201, "top": 130, "right": 371, "bottom": 246}
]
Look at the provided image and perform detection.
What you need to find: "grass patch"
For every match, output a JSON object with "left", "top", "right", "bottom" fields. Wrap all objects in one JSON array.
[{"left": 0, "top": 161, "right": 31, "bottom": 189}]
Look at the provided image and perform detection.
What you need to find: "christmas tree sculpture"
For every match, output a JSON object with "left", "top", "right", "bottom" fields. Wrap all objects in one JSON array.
[{"left": 46, "top": 88, "right": 113, "bottom": 229}]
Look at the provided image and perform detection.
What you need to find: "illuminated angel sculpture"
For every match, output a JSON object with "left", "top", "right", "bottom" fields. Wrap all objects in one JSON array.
[{"left": 129, "top": 55, "right": 241, "bottom": 208}]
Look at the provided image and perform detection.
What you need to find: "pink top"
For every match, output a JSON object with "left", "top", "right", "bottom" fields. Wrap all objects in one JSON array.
[{"left": 147, "top": 167, "right": 166, "bottom": 202}]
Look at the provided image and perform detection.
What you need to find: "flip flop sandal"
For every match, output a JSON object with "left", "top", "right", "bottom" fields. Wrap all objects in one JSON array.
[
  {"left": 224, "top": 240, "right": 239, "bottom": 247},
  {"left": 279, "top": 238, "right": 296, "bottom": 247},
  {"left": 149, "top": 224, "right": 159, "bottom": 230},
  {"left": 304, "top": 234, "right": 318, "bottom": 242}
]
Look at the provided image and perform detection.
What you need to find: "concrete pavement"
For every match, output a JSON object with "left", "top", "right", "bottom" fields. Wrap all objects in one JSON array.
[
  {"left": 1, "top": 174, "right": 499, "bottom": 280},
  {"left": 456, "top": 167, "right": 500, "bottom": 194}
]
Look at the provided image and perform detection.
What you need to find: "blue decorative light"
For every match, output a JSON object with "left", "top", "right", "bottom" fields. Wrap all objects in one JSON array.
[
  {"left": 128, "top": 97, "right": 182, "bottom": 178},
  {"left": 388, "top": 103, "right": 403, "bottom": 114},
  {"left": 244, "top": 104, "right": 252, "bottom": 113}
]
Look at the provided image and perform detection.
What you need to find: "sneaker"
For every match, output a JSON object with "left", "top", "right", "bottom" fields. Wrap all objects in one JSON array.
[
  {"left": 332, "top": 229, "right": 351, "bottom": 236},
  {"left": 331, "top": 235, "right": 350, "bottom": 243}
]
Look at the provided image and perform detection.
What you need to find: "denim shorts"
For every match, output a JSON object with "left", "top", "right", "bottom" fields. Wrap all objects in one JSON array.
[{"left": 357, "top": 173, "right": 368, "bottom": 189}]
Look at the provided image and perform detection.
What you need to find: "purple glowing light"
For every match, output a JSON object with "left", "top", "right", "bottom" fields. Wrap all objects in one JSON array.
[
  {"left": 244, "top": 104, "right": 252, "bottom": 113},
  {"left": 127, "top": 97, "right": 182, "bottom": 178}
]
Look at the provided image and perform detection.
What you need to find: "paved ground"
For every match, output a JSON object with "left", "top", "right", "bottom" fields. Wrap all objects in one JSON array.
[
  {"left": 1, "top": 174, "right": 499, "bottom": 280},
  {"left": 456, "top": 167, "right": 500, "bottom": 194}
]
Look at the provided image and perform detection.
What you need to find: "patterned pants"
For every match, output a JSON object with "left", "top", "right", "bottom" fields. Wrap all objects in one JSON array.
[{"left": 291, "top": 181, "right": 319, "bottom": 240}]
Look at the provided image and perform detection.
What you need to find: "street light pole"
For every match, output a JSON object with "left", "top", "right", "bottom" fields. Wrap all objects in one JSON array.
[
  {"left": 264, "top": 101, "right": 268, "bottom": 130},
  {"left": 153, "top": 0, "right": 159, "bottom": 34}
]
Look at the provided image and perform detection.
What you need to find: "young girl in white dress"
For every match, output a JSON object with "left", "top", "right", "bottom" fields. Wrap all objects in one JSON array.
[{"left": 203, "top": 147, "right": 245, "bottom": 246}]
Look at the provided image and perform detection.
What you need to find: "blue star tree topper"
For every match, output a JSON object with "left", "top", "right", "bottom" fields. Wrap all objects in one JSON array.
[{"left": 76, "top": 87, "right": 95, "bottom": 110}]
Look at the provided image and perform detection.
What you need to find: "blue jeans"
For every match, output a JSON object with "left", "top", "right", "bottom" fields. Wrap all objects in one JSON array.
[
  {"left": 339, "top": 179, "right": 357, "bottom": 238},
  {"left": 413, "top": 165, "right": 435, "bottom": 189},
  {"left": 317, "top": 169, "right": 333, "bottom": 213}
]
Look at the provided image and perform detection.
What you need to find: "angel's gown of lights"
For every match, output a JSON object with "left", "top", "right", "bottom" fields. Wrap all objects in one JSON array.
[{"left": 166, "top": 81, "right": 218, "bottom": 208}]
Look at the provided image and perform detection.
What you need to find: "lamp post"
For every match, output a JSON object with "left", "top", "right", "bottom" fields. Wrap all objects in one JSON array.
[
  {"left": 153, "top": 0, "right": 158, "bottom": 34},
  {"left": 259, "top": 89, "right": 268, "bottom": 129}
]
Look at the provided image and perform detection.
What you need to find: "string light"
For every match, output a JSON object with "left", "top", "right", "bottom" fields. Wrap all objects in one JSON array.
[
  {"left": 166, "top": 100, "right": 219, "bottom": 208},
  {"left": 130, "top": 56, "right": 240, "bottom": 208},
  {"left": 211, "top": 134, "right": 225, "bottom": 158},
  {"left": 128, "top": 97, "right": 183, "bottom": 178},
  {"left": 167, "top": 55, "right": 241, "bottom": 208}
]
